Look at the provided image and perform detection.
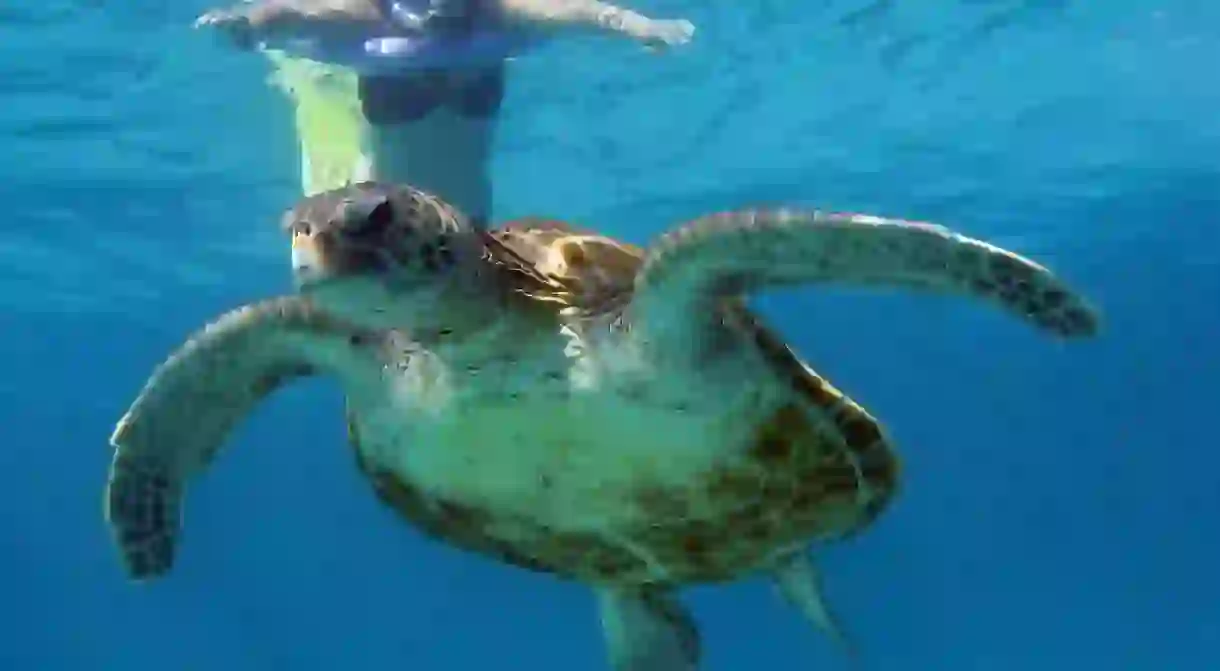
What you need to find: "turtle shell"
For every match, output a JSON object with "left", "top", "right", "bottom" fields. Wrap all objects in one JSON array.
[{"left": 345, "top": 217, "right": 901, "bottom": 586}]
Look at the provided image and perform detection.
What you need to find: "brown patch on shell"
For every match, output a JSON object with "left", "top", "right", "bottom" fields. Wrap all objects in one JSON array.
[
  {"left": 608, "top": 307, "right": 901, "bottom": 584},
  {"left": 346, "top": 407, "right": 654, "bottom": 583},
  {"left": 483, "top": 220, "right": 644, "bottom": 317},
  {"left": 343, "top": 307, "right": 900, "bottom": 586},
  {"left": 615, "top": 400, "right": 897, "bottom": 583},
  {"left": 742, "top": 306, "right": 901, "bottom": 528}
]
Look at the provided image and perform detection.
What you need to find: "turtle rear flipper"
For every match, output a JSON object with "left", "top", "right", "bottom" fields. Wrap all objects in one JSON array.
[
  {"left": 629, "top": 208, "right": 1100, "bottom": 358},
  {"left": 770, "top": 551, "right": 859, "bottom": 662},
  {"left": 105, "top": 296, "right": 362, "bottom": 580},
  {"left": 596, "top": 587, "right": 700, "bottom": 671}
]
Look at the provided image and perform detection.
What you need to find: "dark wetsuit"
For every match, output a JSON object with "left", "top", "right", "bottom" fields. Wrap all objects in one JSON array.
[{"left": 359, "top": 0, "right": 506, "bottom": 124}]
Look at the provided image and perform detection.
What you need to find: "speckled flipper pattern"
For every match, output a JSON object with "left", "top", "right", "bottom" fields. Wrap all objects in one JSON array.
[
  {"left": 104, "top": 298, "right": 338, "bottom": 579},
  {"left": 635, "top": 209, "right": 1099, "bottom": 338}
]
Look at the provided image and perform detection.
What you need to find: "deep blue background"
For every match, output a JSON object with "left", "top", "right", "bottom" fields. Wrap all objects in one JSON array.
[{"left": 1, "top": 1, "right": 1217, "bottom": 669}]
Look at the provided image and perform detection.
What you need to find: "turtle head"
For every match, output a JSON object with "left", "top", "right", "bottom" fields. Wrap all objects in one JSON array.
[{"left": 282, "top": 182, "right": 488, "bottom": 328}]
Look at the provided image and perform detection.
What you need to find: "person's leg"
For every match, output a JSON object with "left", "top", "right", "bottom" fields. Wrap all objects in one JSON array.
[
  {"left": 358, "top": 66, "right": 502, "bottom": 221},
  {"left": 265, "top": 51, "right": 498, "bottom": 220},
  {"left": 265, "top": 50, "right": 373, "bottom": 197}
]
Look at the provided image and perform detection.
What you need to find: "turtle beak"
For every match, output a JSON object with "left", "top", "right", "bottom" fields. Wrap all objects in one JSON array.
[{"left": 291, "top": 231, "right": 326, "bottom": 287}]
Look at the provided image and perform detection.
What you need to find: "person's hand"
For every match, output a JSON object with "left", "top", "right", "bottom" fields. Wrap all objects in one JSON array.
[
  {"left": 195, "top": 5, "right": 262, "bottom": 49},
  {"left": 633, "top": 18, "right": 694, "bottom": 51}
]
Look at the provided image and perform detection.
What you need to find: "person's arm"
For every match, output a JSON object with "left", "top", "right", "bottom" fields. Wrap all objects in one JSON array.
[
  {"left": 196, "top": 0, "right": 693, "bottom": 51},
  {"left": 496, "top": 0, "right": 694, "bottom": 48},
  {"left": 195, "top": 0, "right": 389, "bottom": 46}
]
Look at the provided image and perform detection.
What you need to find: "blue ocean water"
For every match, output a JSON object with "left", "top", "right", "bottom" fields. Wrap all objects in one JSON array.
[{"left": 1, "top": 1, "right": 1217, "bottom": 669}]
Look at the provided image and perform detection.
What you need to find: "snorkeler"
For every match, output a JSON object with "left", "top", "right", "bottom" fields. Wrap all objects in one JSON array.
[{"left": 195, "top": 0, "right": 696, "bottom": 219}]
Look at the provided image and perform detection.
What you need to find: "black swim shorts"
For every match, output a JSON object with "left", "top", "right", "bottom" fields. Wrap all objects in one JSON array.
[{"left": 357, "top": 65, "right": 506, "bottom": 125}]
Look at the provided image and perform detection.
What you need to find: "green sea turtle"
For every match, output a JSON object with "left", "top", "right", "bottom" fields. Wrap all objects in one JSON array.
[{"left": 105, "top": 181, "right": 1099, "bottom": 670}]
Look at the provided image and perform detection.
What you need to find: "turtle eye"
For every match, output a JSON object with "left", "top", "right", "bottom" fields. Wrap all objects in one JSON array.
[{"left": 341, "top": 195, "right": 395, "bottom": 236}]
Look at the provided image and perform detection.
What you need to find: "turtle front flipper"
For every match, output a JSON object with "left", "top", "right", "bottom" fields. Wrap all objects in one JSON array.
[
  {"left": 629, "top": 208, "right": 1100, "bottom": 355},
  {"left": 595, "top": 587, "right": 700, "bottom": 671},
  {"left": 105, "top": 296, "right": 362, "bottom": 580}
]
